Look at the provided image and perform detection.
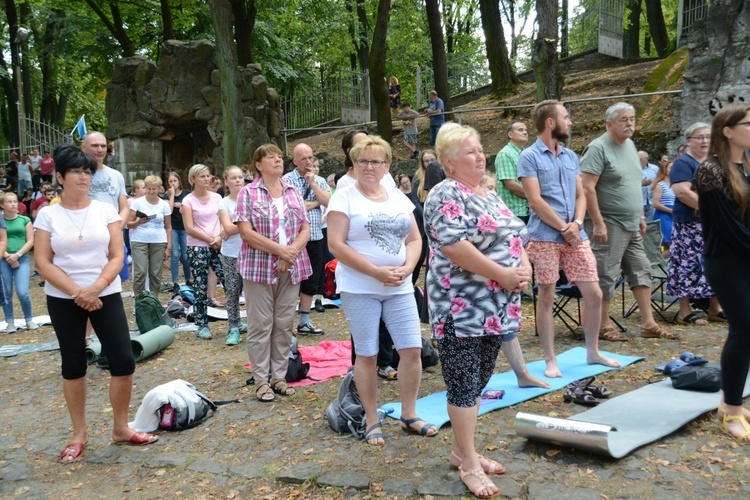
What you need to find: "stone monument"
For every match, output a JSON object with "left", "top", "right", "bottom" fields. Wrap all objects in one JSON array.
[
  {"left": 105, "top": 40, "right": 282, "bottom": 184},
  {"left": 672, "top": 0, "right": 749, "bottom": 149}
]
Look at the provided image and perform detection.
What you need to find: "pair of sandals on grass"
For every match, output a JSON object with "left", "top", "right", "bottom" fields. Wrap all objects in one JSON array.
[
  {"left": 364, "top": 416, "right": 438, "bottom": 446},
  {"left": 563, "top": 376, "right": 612, "bottom": 406},
  {"left": 676, "top": 310, "right": 727, "bottom": 326},
  {"left": 256, "top": 379, "right": 295, "bottom": 402},
  {"left": 599, "top": 323, "right": 680, "bottom": 341}
]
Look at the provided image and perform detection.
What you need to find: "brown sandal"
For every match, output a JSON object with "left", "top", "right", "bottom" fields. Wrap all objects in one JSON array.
[
  {"left": 641, "top": 324, "right": 679, "bottom": 339},
  {"left": 256, "top": 382, "right": 275, "bottom": 402},
  {"left": 270, "top": 379, "right": 295, "bottom": 396},
  {"left": 599, "top": 326, "right": 629, "bottom": 342}
]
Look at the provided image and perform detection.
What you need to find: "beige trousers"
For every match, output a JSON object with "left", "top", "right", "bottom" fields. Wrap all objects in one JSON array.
[{"left": 244, "top": 272, "right": 299, "bottom": 384}]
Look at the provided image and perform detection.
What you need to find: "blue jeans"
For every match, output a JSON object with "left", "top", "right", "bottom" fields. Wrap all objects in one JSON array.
[
  {"left": 171, "top": 229, "right": 191, "bottom": 283},
  {"left": 429, "top": 123, "right": 443, "bottom": 146},
  {"left": 0, "top": 254, "right": 33, "bottom": 321},
  {"left": 17, "top": 179, "right": 32, "bottom": 198}
]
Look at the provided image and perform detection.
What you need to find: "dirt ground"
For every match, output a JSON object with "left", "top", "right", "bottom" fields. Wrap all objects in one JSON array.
[{"left": 0, "top": 259, "right": 748, "bottom": 498}]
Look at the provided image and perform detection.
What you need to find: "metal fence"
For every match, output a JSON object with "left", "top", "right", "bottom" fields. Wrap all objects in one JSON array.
[
  {"left": 281, "top": 89, "right": 683, "bottom": 154},
  {"left": 677, "top": 0, "right": 711, "bottom": 46},
  {"left": 416, "top": 54, "right": 491, "bottom": 110},
  {"left": 280, "top": 79, "right": 342, "bottom": 131},
  {"left": 1, "top": 116, "right": 72, "bottom": 162}
]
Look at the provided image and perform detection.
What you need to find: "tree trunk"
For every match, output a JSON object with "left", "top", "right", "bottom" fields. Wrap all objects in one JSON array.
[
  {"left": 645, "top": 0, "right": 669, "bottom": 57},
  {"left": 4, "top": 0, "right": 21, "bottom": 147},
  {"left": 425, "top": 0, "right": 451, "bottom": 113},
  {"left": 533, "top": 0, "right": 563, "bottom": 101},
  {"left": 40, "top": 9, "right": 64, "bottom": 125},
  {"left": 561, "top": 0, "right": 569, "bottom": 58},
  {"left": 479, "top": 0, "right": 520, "bottom": 94},
  {"left": 83, "top": 0, "right": 136, "bottom": 57},
  {"left": 161, "top": 0, "right": 174, "bottom": 40},
  {"left": 369, "top": 0, "right": 392, "bottom": 141},
  {"left": 355, "top": 0, "right": 370, "bottom": 73},
  {"left": 230, "top": 0, "right": 256, "bottom": 65},
  {"left": 208, "top": 0, "right": 245, "bottom": 169},
  {"left": 624, "top": 0, "right": 641, "bottom": 59},
  {"left": 19, "top": 1, "right": 33, "bottom": 120}
]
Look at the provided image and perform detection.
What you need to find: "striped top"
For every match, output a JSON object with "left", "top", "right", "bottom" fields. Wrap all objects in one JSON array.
[{"left": 656, "top": 181, "right": 675, "bottom": 209}]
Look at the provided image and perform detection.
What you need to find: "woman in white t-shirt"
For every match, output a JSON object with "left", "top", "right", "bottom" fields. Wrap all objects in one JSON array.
[
  {"left": 127, "top": 175, "right": 172, "bottom": 297},
  {"left": 181, "top": 164, "right": 224, "bottom": 340},
  {"left": 34, "top": 145, "right": 158, "bottom": 464},
  {"left": 328, "top": 136, "right": 435, "bottom": 446},
  {"left": 218, "top": 166, "right": 247, "bottom": 346}
]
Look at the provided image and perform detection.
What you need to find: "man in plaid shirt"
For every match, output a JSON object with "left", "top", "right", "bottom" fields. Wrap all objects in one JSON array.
[
  {"left": 494, "top": 121, "right": 530, "bottom": 223},
  {"left": 283, "top": 143, "right": 331, "bottom": 334}
]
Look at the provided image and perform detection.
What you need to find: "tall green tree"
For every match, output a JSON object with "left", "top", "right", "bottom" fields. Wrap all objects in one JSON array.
[
  {"left": 533, "top": 0, "right": 563, "bottom": 101},
  {"left": 208, "top": 0, "right": 245, "bottom": 168},
  {"left": 624, "top": 0, "right": 641, "bottom": 59},
  {"left": 369, "top": 0, "right": 392, "bottom": 140},
  {"left": 645, "top": 0, "right": 669, "bottom": 57},
  {"left": 425, "top": 0, "right": 451, "bottom": 113},
  {"left": 479, "top": 0, "right": 520, "bottom": 94}
]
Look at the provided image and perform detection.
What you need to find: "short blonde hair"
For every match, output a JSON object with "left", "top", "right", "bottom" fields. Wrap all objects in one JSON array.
[
  {"left": 132, "top": 179, "right": 145, "bottom": 190},
  {"left": 144, "top": 175, "right": 162, "bottom": 187},
  {"left": 435, "top": 122, "right": 481, "bottom": 165},
  {"left": 349, "top": 136, "right": 392, "bottom": 165},
  {"left": 188, "top": 164, "right": 211, "bottom": 186}
]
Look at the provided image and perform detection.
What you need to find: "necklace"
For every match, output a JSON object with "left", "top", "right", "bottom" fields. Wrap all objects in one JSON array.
[
  {"left": 62, "top": 204, "right": 91, "bottom": 240},
  {"left": 356, "top": 183, "right": 385, "bottom": 200}
]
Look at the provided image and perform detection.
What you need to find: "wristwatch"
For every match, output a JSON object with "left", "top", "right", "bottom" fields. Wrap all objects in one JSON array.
[{"left": 574, "top": 219, "right": 583, "bottom": 229}]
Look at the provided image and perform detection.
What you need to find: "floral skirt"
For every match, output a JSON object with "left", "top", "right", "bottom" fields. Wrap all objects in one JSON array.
[{"left": 666, "top": 221, "right": 714, "bottom": 298}]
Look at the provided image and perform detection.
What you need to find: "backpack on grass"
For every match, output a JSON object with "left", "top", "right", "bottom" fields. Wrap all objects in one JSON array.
[
  {"left": 135, "top": 290, "right": 171, "bottom": 334},
  {"left": 325, "top": 369, "right": 366, "bottom": 438},
  {"left": 286, "top": 336, "right": 310, "bottom": 382}
]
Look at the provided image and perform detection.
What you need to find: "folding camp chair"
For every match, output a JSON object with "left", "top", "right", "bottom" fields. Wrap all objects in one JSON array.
[
  {"left": 533, "top": 270, "right": 627, "bottom": 335},
  {"left": 622, "top": 220, "right": 678, "bottom": 322}
]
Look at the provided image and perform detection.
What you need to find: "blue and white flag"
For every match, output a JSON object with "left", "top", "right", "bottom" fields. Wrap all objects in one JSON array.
[{"left": 70, "top": 115, "right": 87, "bottom": 139}]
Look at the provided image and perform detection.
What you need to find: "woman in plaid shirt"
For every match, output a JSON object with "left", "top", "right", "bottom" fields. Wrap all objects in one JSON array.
[{"left": 235, "top": 144, "right": 312, "bottom": 402}]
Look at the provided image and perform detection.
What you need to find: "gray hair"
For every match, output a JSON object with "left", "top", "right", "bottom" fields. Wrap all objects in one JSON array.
[
  {"left": 605, "top": 102, "right": 635, "bottom": 122},
  {"left": 685, "top": 122, "right": 711, "bottom": 141}
]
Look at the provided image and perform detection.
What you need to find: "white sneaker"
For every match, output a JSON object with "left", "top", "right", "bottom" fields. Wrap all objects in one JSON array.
[
  {"left": 5, "top": 323, "right": 17, "bottom": 333},
  {"left": 25, "top": 320, "right": 39, "bottom": 330}
]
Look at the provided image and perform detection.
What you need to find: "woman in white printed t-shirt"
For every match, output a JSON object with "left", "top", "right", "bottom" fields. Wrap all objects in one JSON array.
[
  {"left": 127, "top": 175, "right": 172, "bottom": 297},
  {"left": 218, "top": 166, "right": 248, "bottom": 346},
  {"left": 327, "top": 135, "right": 436, "bottom": 447}
]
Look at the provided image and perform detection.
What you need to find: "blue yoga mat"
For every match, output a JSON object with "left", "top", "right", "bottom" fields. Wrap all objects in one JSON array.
[{"left": 382, "top": 347, "right": 644, "bottom": 429}]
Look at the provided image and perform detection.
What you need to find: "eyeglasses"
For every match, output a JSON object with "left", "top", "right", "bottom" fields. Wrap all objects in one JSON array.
[
  {"left": 355, "top": 159, "right": 386, "bottom": 167},
  {"left": 733, "top": 121, "right": 750, "bottom": 127},
  {"left": 688, "top": 135, "right": 710, "bottom": 142}
]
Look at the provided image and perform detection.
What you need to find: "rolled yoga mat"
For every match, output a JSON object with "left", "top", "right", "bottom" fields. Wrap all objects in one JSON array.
[
  {"left": 515, "top": 363, "right": 750, "bottom": 458},
  {"left": 85, "top": 342, "right": 102, "bottom": 364},
  {"left": 131, "top": 325, "right": 175, "bottom": 362}
]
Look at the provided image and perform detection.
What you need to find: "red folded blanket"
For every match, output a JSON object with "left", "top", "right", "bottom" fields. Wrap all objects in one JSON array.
[{"left": 244, "top": 340, "right": 352, "bottom": 387}]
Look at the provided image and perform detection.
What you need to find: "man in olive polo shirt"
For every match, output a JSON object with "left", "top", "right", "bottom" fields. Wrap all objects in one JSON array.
[{"left": 580, "top": 102, "right": 677, "bottom": 341}]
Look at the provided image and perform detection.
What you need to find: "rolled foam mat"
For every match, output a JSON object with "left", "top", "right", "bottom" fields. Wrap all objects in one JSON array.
[{"left": 515, "top": 363, "right": 750, "bottom": 458}]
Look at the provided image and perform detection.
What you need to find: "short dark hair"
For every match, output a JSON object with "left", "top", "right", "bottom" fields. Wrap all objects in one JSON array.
[
  {"left": 53, "top": 144, "right": 96, "bottom": 177},
  {"left": 402, "top": 102, "right": 411, "bottom": 107}
]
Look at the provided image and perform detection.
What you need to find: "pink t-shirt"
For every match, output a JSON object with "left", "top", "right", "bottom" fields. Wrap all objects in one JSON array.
[{"left": 181, "top": 192, "right": 222, "bottom": 247}]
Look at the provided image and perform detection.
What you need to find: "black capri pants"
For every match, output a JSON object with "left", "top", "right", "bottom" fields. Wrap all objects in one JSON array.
[
  {"left": 300, "top": 238, "right": 325, "bottom": 297},
  {"left": 437, "top": 314, "right": 503, "bottom": 408},
  {"left": 48, "top": 293, "right": 135, "bottom": 380}
]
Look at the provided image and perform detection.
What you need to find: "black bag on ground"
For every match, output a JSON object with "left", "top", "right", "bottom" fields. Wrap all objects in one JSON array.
[
  {"left": 286, "top": 336, "right": 310, "bottom": 382},
  {"left": 421, "top": 336, "right": 439, "bottom": 368},
  {"left": 670, "top": 365, "right": 721, "bottom": 392},
  {"left": 325, "top": 369, "right": 366, "bottom": 438}
]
